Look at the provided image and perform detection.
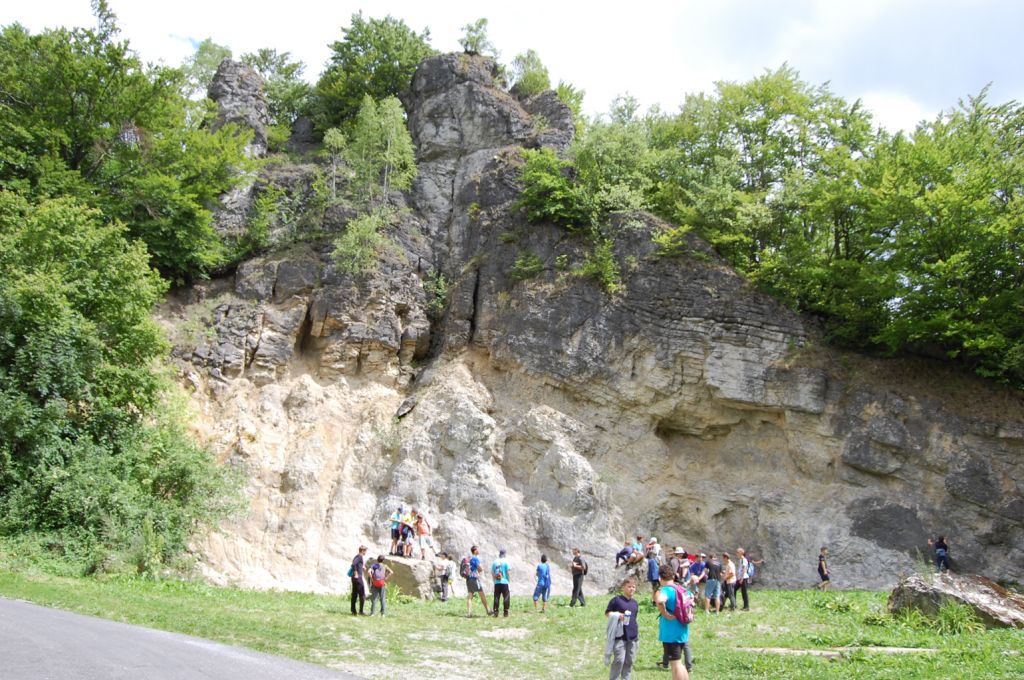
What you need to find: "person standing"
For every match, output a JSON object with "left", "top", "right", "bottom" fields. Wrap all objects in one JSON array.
[
  {"left": 491, "top": 548, "right": 511, "bottom": 617},
  {"left": 654, "top": 563, "right": 691, "bottom": 679},
  {"left": 736, "top": 548, "right": 750, "bottom": 611},
  {"left": 604, "top": 577, "right": 640, "bottom": 680},
  {"left": 367, "top": 555, "right": 393, "bottom": 617},
  {"left": 435, "top": 552, "right": 456, "bottom": 602},
  {"left": 465, "top": 545, "right": 491, "bottom": 617},
  {"left": 533, "top": 554, "right": 552, "bottom": 612},
  {"left": 387, "top": 506, "right": 403, "bottom": 555},
  {"left": 928, "top": 536, "right": 950, "bottom": 573},
  {"left": 688, "top": 553, "right": 707, "bottom": 609},
  {"left": 646, "top": 551, "right": 660, "bottom": 594},
  {"left": 414, "top": 510, "right": 435, "bottom": 560},
  {"left": 704, "top": 553, "right": 722, "bottom": 614},
  {"left": 350, "top": 545, "right": 368, "bottom": 616},
  {"left": 816, "top": 546, "right": 830, "bottom": 590},
  {"left": 721, "top": 552, "right": 737, "bottom": 611},
  {"left": 570, "top": 548, "right": 588, "bottom": 607}
]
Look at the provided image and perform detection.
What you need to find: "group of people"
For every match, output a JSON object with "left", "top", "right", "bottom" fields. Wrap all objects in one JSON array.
[
  {"left": 617, "top": 535, "right": 763, "bottom": 615},
  {"left": 387, "top": 505, "right": 435, "bottom": 560},
  {"left": 457, "top": 545, "right": 590, "bottom": 618},
  {"left": 348, "top": 545, "right": 395, "bottom": 617}
]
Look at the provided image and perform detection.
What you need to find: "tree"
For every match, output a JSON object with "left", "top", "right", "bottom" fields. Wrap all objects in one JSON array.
[
  {"left": 508, "top": 49, "right": 550, "bottom": 98},
  {"left": 0, "top": 192, "right": 238, "bottom": 566},
  {"left": 0, "top": 16, "right": 251, "bottom": 281},
  {"left": 182, "top": 38, "right": 232, "bottom": 99},
  {"left": 314, "top": 13, "right": 435, "bottom": 131},
  {"left": 346, "top": 95, "right": 417, "bottom": 208},
  {"left": 241, "top": 48, "right": 313, "bottom": 126},
  {"left": 459, "top": 18, "right": 497, "bottom": 57},
  {"left": 323, "top": 127, "right": 345, "bottom": 199}
]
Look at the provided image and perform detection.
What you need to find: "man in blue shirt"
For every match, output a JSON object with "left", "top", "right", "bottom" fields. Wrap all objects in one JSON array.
[
  {"left": 491, "top": 548, "right": 511, "bottom": 617},
  {"left": 465, "top": 545, "right": 491, "bottom": 617},
  {"left": 387, "top": 506, "right": 403, "bottom": 555},
  {"left": 654, "top": 563, "right": 691, "bottom": 679},
  {"left": 533, "top": 554, "right": 552, "bottom": 612}
]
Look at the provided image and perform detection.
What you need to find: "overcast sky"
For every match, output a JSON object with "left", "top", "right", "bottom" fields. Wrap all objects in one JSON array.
[{"left": 5, "top": 0, "right": 1023, "bottom": 132}]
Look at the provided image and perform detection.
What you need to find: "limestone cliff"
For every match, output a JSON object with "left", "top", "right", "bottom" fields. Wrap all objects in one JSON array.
[{"left": 158, "top": 54, "right": 1024, "bottom": 595}]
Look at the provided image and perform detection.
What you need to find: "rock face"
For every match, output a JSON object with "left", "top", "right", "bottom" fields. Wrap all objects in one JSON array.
[
  {"left": 164, "top": 53, "right": 1024, "bottom": 597},
  {"left": 889, "top": 572, "right": 1024, "bottom": 628},
  {"left": 208, "top": 59, "right": 271, "bottom": 158}
]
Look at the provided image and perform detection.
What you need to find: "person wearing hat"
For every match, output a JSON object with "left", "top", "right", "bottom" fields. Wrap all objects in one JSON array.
[
  {"left": 490, "top": 548, "right": 511, "bottom": 617},
  {"left": 646, "top": 536, "right": 663, "bottom": 562},
  {"left": 668, "top": 547, "right": 685, "bottom": 585}
]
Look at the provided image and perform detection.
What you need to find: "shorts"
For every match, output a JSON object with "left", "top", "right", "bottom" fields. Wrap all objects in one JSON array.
[
  {"left": 662, "top": 642, "right": 683, "bottom": 661},
  {"left": 819, "top": 572, "right": 830, "bottom": 582},
  {"left": 466, "top": 577, "right": 483, "bottom": 594},
  {"left": 705, "top": 578, "right": 721, "bottom": 599},
  {"left": 391, "top": 527, "right": 400, "bottom": 540},
  {"left": 533, "top": 583, "right": 551, "bottom": 602},
  {"left": 418, "top": 535, "right": 433, "bottom": 550}
]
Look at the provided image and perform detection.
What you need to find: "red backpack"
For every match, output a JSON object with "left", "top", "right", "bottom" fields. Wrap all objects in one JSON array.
[{"left": 670, "top": 584, "right": 695, "bottom": 624}]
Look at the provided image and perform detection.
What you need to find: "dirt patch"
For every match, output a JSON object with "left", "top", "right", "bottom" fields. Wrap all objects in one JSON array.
[{"left": 478, "top": 627, "right": 530, "bottom": 640}]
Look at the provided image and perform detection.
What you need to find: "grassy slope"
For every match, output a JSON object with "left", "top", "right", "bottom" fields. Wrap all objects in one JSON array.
[{"left": 0, "top": 568, "right": 1021, "bottom": 679}]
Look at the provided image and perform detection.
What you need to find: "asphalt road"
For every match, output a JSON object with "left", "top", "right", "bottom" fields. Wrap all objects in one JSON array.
[{"left": 0, "top": 597, "right": 362, "bottom": 680}]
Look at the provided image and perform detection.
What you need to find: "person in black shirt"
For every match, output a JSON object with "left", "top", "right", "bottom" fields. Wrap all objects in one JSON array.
[
  {"left": 815, "top": 546, "right": 830, "bottom": 591},
  {"left": 570, "top": 548, "right": 587, "bottom": 607},
  {"left": 350, "top": 545, "right": 368, "bottom": 615},
  {"left": 604, "top": 577, "right": 639, "bottom": 679},
  {"left": 928, "top": 536, "right": 950, "bottom": 573},
  {"left": 704, "top": 554, "right": 722, "bottom": 613}
]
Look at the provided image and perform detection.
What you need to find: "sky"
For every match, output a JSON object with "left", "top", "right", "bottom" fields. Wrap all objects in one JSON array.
[{"left": 5, "top": 0, "right": 1023, "bottom": 133}]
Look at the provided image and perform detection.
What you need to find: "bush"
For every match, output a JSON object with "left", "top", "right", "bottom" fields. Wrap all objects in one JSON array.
[
  {"left": 510, "top": 251, "right": 544, "bottom": 281},
  {"left": 333, "top": 210, "right": 391, "bottom": 276},
  {"left": 575, "top": 239, "right": 621, "bottom": 294},
  {"left": 517, "top": 148, "right": 593, "bottom": 230}
]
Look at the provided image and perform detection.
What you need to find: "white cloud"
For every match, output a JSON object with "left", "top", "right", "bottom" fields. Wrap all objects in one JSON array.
[{"left": 860, "top": 91, "right": 936, "bottom": 134}]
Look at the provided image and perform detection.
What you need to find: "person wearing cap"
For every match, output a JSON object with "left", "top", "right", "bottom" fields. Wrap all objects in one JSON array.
[
  {"left": 490, "top": 548, "right": 511, "bottom": 617},
  {"left": 350, "top": 545, "right": 368, "bottom": 616},
  {"left": 387, "top": 506, "right": 403, "bottom": 555},
  {"left": 668, "top": 548, "right": 685, "bottom": 584}
]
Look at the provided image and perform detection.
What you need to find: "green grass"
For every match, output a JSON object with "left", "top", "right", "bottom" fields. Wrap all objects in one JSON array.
[{"left": 0, "top": 564, "right": 1021, "bottom": 679}]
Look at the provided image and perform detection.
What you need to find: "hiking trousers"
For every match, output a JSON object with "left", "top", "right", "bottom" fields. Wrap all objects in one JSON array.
[
  {"left": 737, "top": 579, "right": 749, "bottom": 609},
  {"left": 350, "top": 578, "right": 365, "bottom": 614},
  {"left": 724, "top": 582, "right": 737, "bottom": 610},
  {"left": 492, "top": 583, "right": 510, "bottom": 615},
  {"left": 440, "top": 574, "right": 450, "bottom": 602},
  {"left": 609, "top": 638, "right": 638, "bottom": 680},
  {"left": 369, "top": 585, "right": 386, "bottom": 615},
  {"left": 571, "top": 574, "right": 586, "bottom": 606}
]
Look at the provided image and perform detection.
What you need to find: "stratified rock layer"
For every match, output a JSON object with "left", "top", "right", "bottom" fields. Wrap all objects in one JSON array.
[{"left": 164, "top": 53, "right": 1024, "bottom": 596}]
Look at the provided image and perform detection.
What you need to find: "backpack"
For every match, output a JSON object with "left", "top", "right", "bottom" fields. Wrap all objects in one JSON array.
[
  {"left": 370, "top": 563, "right": 386, "bottom": 588},
  {"left": 460, "top": 556, "right": 471, "bottom": 578},
  {"left": 582, "top": 558, "right": 589, "bottom": 576},
  {"left": 670, "top": 584, "right": 695, "bottom": 624},
  {"left": 747, "top": 561, "right": 756, "bottom": 580}
]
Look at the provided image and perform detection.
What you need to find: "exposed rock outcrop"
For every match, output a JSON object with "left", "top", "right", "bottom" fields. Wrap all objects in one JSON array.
[
  {"left": 208, "top": 59, "right": 271, "bottom": 158},
  {"left": 165, "top": 53, "right": 1024, "bottom": 597},
  {"left": 889, "top": 572, "right": 1024, "bottom": 628}
]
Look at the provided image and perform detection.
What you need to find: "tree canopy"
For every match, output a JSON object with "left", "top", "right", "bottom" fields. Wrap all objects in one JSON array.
[{"left": 314, "top": 12, "right": 435, "bottom": 131}]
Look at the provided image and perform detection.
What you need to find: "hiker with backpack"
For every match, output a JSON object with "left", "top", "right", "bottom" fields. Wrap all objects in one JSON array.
[
  {"left": 570, "top": 547, "right": 588, "bottom": 607},
  {"left": 463, "top": 545, "right": 491, "bottom": 617},
  {"left": 533, "top": 554, "right": 551, "bottom": 612},
  {"left": 490, "top": 548, "right": 511, "bottom": 617},
  {"left": 654, "top": 563, "right": 692, "bottom": 678},
  {"left": 736, "top": 548, "right": 750, "bottom": 611},
  {"left": 604, "top": 576, "right": 640, "bottom": 680},
  {"left": 367, "top": 555, "right": 393, "bottom": 617}
]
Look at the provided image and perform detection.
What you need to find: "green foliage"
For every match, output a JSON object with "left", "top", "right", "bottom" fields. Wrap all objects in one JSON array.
[
  {"left": 0, "top": 16, "right": 251, "bottom": 281},
  {"left": 240, "top": 184, "right": 286, "bottom": 254},
  {"left": 459, "top": 18, "right": 498, "bottom": 57},
  {"left": 934, "top": 601, "right": 984, "bottom": 635},
  {"left": 517, "top": 148, "right": 593, "bottom": 229},
  {"left": 575, "top": 239, "right": 622, "bottom": 294},
  {"left": 423, "top": 271, "right": 450, "bottom": 319},
  {"left": 332, "top": 209, "right": 391, "bottom": 276},
  {"left": 509, "top": 49, "right": 550, "bottom": 97},
  {"left": 346, "top": 96, "right": 417, "bottom": 208},
  {"left": 323, "top": 127, "right": 346, "bottom": 199},
  {"left": 0, "top": 192, "right": 239, "bottom": 570},
  {"left": 652, "top": 224, "right": 694, "bottom": 257},
  {"left": 314, "top": 13, "right": 435, "bottom": 131},
  {"left": 241, "top": 48, "right": 313, "bottom": 127},
  {"left": 181, "top": 38, "right": 231, "bottom": 98},
  {"left": 555, "top": 81, "right": 587, "bottom": 136},
  {"left": 510, "top": 251, "right": 544, "bottom": 281}
]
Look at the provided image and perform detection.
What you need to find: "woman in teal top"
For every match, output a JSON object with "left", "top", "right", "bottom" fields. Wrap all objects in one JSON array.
[{"left": 654, "top": 564, "right": 691, "bottom": 679}]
